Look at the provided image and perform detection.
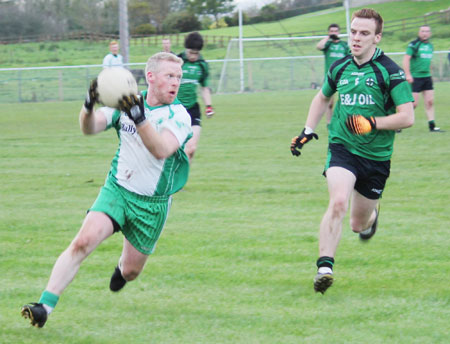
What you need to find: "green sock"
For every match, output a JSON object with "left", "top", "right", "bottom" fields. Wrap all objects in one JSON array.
[
  {"left": 39, "top": 290, "right": 60, "bottom": 308},
  {"left": 428, "top": 120, "right": 435, "bottom": 130}
]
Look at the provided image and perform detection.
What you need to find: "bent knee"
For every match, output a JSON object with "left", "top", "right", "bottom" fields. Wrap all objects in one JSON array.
[
  {"left": 71, "top": 235, "right": 94, "bottom": 256},
  {"left": 329, "top": 199, "right": 348, "bottom": 218}
]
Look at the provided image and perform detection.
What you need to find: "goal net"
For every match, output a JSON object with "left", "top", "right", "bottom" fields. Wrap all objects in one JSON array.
[{"left": 216, "top": 35, "right": 336, "bottom": 94}]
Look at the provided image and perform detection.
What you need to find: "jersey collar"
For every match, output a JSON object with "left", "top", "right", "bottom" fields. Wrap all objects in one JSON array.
[
  {"left": 141, "top": 90, "right": 182, "bottom": 110},
  {"left": 352, "top": 47, "right": 384, "bottom": 69}
]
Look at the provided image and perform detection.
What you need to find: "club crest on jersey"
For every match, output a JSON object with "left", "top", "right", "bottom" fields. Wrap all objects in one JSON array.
[
  {"left": 340, "top": 93, "right": 375, "bottom": 106},
  {"left": 365, "top": 77, "right": 375, "bottom": 87}
]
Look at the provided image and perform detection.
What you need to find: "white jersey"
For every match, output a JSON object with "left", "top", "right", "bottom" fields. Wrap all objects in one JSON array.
[
  {"left": 102, "top": 53, "right": 124, "bottom": 68},
  {"left": 100, "top": 97, "right": 192, "bottom": 196}
]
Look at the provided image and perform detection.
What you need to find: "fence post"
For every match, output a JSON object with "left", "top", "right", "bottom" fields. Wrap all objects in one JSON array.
[
  {"left": 18, "top": 70, "right": 22, "bottom": 103},
  {"left": 58, "top": 70, "right": 64, "bottom": 101}
]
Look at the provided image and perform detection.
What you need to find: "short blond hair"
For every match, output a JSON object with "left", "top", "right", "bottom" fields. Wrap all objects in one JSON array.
[
  {"left": 145, "top": 52, "right": 183, "bottom": 75},
  {"left": 109, "top": 40, "right": 118, "bottom": 47}
]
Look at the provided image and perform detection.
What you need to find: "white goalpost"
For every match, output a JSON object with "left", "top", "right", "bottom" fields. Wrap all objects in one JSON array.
[{"left": 216, "top": 34, "right": 340, "bottom": 94}]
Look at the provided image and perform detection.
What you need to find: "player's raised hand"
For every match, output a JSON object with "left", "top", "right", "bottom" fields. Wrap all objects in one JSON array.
[
  {"left": 345, "top": 115, "right": 376, "bottom": 135},
  {"left": 290, "top": 128, "right": 318, "bottom": 156},
  {"left": 118, "top": 94, "right": 146, "bottom": 126},
  {"left": 205, "top": 105, "right": 214, "bottom": 118},
  {"left": 84, "top": 78, "right": 98, "bottom": 112}
]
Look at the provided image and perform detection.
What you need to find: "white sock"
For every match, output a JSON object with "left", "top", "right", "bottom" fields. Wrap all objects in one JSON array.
[
  {"left": 42, "top": 304, "right": 54, "bottom": 315},
  {"left": 318, "top": 267, "right": 333, "bottom": 275}
]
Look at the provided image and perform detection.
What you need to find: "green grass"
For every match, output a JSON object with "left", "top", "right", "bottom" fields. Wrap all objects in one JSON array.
[
  {"left": 0, "top": 0, "right": 448, "bottom": 68},
  {"left": 0, "top": 83, "right": 449, "bottom": 343}
]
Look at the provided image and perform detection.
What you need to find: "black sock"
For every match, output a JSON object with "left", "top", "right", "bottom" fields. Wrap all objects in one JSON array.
[
  {"left": 429, "top": 120, "right": 435, "bottom": 130},
  {"left": 316, "top": 256, "right": 335, "bottom": 270}
]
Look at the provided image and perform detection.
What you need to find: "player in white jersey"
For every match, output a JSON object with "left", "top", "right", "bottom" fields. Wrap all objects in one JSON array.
[
  {"left": 21, "top": 52, "right": 192, "bottom": 328},
  {"left": 103, "top": 40, "right": 124, "bottom": 68}
]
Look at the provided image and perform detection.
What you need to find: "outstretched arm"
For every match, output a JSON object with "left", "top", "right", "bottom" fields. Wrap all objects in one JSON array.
[{"left": 305, "top": 89, "right": 332, "bottom": 130}]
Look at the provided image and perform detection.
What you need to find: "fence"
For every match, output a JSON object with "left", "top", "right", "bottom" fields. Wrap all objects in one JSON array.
[
  {"left": 1, "top": 8, "right": 448, "bottom": 46},
  {"left": 1, "top": 51, "right": 449, "bottom": 103}
]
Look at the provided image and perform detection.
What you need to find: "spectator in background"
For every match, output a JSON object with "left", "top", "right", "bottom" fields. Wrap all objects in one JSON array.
[
  {"left": 316, "top": 24, "right": 350, "bottom": 124},
  {"left": 177, "top": 32, "right": 214, "bottom": 163},
  {"left": 162, "top": 37, "right": 173, "bottom": 54},
  {"left": 403, "top": 26, "right": 442, "bottom": 132},
  {"left": 103, "top": 41, "right": 124, "bottom": 68}
]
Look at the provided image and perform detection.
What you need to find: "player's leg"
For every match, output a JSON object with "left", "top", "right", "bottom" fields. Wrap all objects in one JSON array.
[
  {"left": 121, "top": 237, "right": 149, "bottom": 280},
  {"left": 350, "top": 156, "right": 389, "bottom": 240},
  {"left": 185, "top": 125, "right": 201, "bottom": 161},
  {"left": 110, "top": 195, "right": 171, "bottom": 292},
  {"left": 423, "top": 89, "right": 440, "bottom": 131},
  {"left": 412, "top": 92, "right": 420, "bottom": 109},
  {"left": 319, "top": 167, "right": 356, "bottom": 257},
  {"left": 314, "top": 166, "right": 356, "bottom": 294},
  {"left": 22, "top": 211, "right": 114, "bottom": 327},
  {"left": 349, "top": 192, "right": 378, "bottom": 235},
  {"left": 110, "top": 238, "right": 149, "bottom": 292},
  {"left": 46, "top": 212, "right": 115, "bottom": 294}
]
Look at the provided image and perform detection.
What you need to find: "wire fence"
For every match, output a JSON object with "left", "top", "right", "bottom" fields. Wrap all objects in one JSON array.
[{"left": 0, "top": 51, "right": 449, "bottom": 103}]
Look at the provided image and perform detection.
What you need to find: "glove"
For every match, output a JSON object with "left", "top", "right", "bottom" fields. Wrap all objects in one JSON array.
[
  {"left": 205, "top": 105, "right": 214, "bottom": 118},
  {"left": 345, "top": 115, "right": 376, "bottom": 135},
  {"left": 84, "top": 78, "right": 98, "bottom": 112},
  {"left": 118, "top": 94, "right": 146, "bottom": 126},
  {"left": 290, "top": 129, "right": 319, "bottom": 157},
  {"left": 329, "top": 34, "right": 339, "bottom": 40}
]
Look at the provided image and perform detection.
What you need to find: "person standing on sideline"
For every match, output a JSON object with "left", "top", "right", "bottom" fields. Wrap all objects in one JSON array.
[
  {"left": 21, "top": 52, "right": 192, "bottom": 328},
  {"left": 403, "top": 26, "right": 442, "bottom": 132},
  {"left": 290, "top": 9, "right": 414, "bottom": 294},
  {"left": 316, "top": 24, "right": 350, "bottom": 124},
  {"left": 102, "top": 40, "right": 124, "bottom": 68},
  {"left": 162, "top": 37, "right": 174, "bottom": 54},
  {"left": 177, "top": 32, "right": 214, "bottom": 163}
]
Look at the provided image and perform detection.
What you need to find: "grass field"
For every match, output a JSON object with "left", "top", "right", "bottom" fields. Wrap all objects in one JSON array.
[{"left": 0, "top": 83, "right": 449, "bottom": 343}]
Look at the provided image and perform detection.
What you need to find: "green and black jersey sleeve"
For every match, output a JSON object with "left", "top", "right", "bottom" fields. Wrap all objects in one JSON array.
[{"left": 322, "top": 48, "right": 413, "bottom": 161}]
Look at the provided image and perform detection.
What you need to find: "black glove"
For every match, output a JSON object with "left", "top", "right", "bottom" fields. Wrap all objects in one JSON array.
[
  {"left": 118, "top": 94, "right": 146, "bottom": 126},
  {"left": 329, "top": 34, "right": 339, "bottom": 41},
  {"left": 290, "top": 129, "right": 318, "bottom": 156},
  {"left": 84, "top": 78, "right": 98, "bottom": 112},
  {"left": 345, "top": 115, "right": 376, "bottom": 135}
]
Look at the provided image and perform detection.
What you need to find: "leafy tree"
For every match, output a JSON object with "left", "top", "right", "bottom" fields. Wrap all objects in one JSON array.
[
  {"left": 133, "top": 23, "right": 157, "bottom": 35},
  {"left": 162, "top": 11, "right": 201, "bottom": 33},
  {"left": 259, "top": 4, "right": 278, "bottom": 22},
  {"left": 187, "top": 0, "right": 234, "bottom": 25}
]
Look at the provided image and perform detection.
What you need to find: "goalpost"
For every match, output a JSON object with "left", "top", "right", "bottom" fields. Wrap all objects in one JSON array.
[
  {"left": 216, "top": 35, "right": 337, "bottom": 94},
  {"left": 216, "top": 2, "right": 352, "bottom": 94}
]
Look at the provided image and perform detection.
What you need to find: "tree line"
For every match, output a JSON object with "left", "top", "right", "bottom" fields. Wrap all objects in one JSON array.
[{"left": 0, "top": 0, "right": 340, "bottom": 38}]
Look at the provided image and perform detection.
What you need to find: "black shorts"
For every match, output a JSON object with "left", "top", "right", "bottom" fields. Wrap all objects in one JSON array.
[
  {"left": 186, "top": 102, "right": 202, "bottom": 127},
  {"left": 324, "top": 143, "right": 391, "bottom": 200},
  {"left": 412, "top": 76, "right": 433, "bottom": 93}
]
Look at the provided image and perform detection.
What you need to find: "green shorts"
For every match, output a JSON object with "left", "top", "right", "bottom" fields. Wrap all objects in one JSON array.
[{"left": 90, "top": 177, "right": 171, "bottom": 255}]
